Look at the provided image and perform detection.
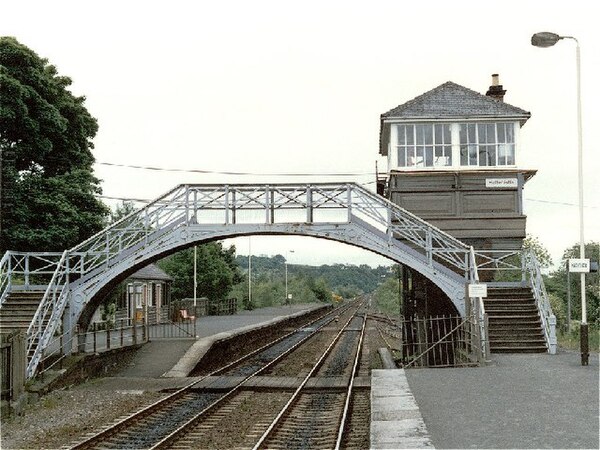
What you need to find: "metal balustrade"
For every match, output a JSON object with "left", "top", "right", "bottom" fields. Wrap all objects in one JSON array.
[
  {"left": 1, "top": 182, "right": 497, "bottom": 379},
  {"left": 471, "top": 248, "right": 556, "bottom": 354},
  {"left": 522, "top": 250, "right": 557, "bottom": 354}
]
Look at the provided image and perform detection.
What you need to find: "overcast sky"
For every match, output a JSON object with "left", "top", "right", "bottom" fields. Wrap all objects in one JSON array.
[{"left": 3, "top": 0, "right": 599, "bottom": 268}]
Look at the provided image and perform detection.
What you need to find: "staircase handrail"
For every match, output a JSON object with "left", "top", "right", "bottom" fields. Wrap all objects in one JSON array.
[
  {"left": 522, "top": 249, "right": 556, "bottom": 354},
  {"left": 353, "top": 184, "right": 470, "bottom": 272},
  {"left": 468, "top": 247, "right": 488, "bottom": 360},
  {"left": 0, "top": 251, "right": 12, "bottom": 308},
  {"left": 25, "top": 251, "right": 72, "bottom": 378}
]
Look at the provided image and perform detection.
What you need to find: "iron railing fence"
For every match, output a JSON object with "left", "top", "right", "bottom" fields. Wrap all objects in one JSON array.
[
  {"left": 36, "top": 316, "right": 198, "bottom": 379},
  {"left": 378, "top": 314, "right": 483, "bottom": 368},
  {"left": 0, "top": 335, "right": 12, "bottom": 400},
  {"left": 0, "top": 331, "right": 26, "bottom": 401}
]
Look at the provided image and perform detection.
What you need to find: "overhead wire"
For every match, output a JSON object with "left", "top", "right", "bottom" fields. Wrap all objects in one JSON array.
[
  {"left": 95, "top": 161, "right": 376, "bottom": 177},
  {"left": 95, "top": 161, "right": 597, "bottom": 209}
]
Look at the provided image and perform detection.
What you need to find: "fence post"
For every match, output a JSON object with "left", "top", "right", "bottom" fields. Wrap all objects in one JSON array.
[
  {"left": 59, "top": 334, "right": 64, "bottom": 370},
  {"left": 132, "top": 316, "right": 137, "bottom": 345},
  {"left": 120, "top": 319, "right": 124, "bottom": 347},
  {"left": 93, "top": 323, "right": 97, "bottom": 353},
  {"left": 24, "top": 255, "right": 30, "bottom": 289},
  {"left": 548, "top": 315, "right": 557, "bottom": 355},
  {"left": 106, "top": 322, "right": 111, "bottom": 350}
]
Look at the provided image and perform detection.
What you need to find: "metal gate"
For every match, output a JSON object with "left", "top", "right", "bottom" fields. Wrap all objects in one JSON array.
[{"left": 379, "top": 315, "right": 483, "bottom": 368}]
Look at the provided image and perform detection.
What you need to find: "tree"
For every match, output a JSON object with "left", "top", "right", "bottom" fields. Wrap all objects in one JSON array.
[
  {"left": 310, "top": 277, "right": 331, "bottom": 303},
  {"left": 523, "top": 235, "right": 553, "bottom": 269},
  {"left": 109, "top": 200, "right": 137, "bottom": 224},
  {"left": 492, "top": 234, "right": 553, "bottom": 282},
  {"left": 158, "top": 243, "right": 243, "bottom": 301},
  {"left": 0, "top": 36, "right": 108, "bottom": 252}
]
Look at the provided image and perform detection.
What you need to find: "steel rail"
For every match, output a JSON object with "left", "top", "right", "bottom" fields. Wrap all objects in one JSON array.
[
  {"left": 334, "top": 310, "right": 367, "bottom": 450},
  {"left": 251, "top": 307, "right": 364, "bottom": 450},
  {"left": 149, "top": 302, "right": 357, "bottom": 450},
  {"left": 70, "top": 304, "right": 346, "bottom": 450}
]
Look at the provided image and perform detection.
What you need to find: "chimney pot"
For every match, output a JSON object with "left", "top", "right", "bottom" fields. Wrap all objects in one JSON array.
[{"left": 486, "top": 74, "right": 506, "bottom": 102}]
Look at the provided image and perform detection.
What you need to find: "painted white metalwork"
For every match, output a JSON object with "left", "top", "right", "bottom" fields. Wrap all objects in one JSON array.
[
  {"left": 522, "top": 249, "right": 557, "bottom": 354},
  {"left": 468, "top": 247, "right": 488, "bottom": 360},
  {"left": 472, "top": 248, "right": 555, "bottom": 354},
  {"left": 2, "top": 182, "right": 484, "bottom": 378}
]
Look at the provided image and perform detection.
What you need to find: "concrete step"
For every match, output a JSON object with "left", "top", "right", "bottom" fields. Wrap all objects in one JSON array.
[
  {"left": 0, "top": 308, "right": 40, "bottom": 315},
  {"left": 486, "top": 311, "right": 540, "bottom": 318},
  {"left": 484, "top": 297, "right": 535, "bottom": 303},
  {"left": 486, "top": 290, "right": 534, "bottom": 298},
  {"left": 487, "top": 314, "right": 540, "bottom": 320},
  {"left": 5, "top": 291, "right": 45, "bottom": 298},
  {"left": 489, "top": 326, "right": 544, "bottom": 334},
  {"left": 491, "top": 346, "right": 547, "bottom": 353},
  {"left": 1, "top": 300, "right": 42, "bottom": 307},
  {"left": 488, "top": 327, "right": 544, "bottom": 337},
  {"left": 484, "top": 305, "right": 538, "bottom": 312},
  {"left": 489, "top": 335, "right": 546, "bottom": 343}
]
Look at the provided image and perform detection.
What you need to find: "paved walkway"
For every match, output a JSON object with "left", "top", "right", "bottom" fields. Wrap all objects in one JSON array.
[{"left": 405, "top": 350, "right": 599, "bottom": 449}]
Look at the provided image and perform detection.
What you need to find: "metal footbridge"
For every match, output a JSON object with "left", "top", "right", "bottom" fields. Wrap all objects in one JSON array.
[{"left": 0, "top": 182, "right": 553, "bottom": 379}]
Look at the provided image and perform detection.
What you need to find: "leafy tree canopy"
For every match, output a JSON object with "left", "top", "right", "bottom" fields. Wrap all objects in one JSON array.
[
  {"left": 158, "top": 243, "right": 243, "bottom": 301},
  {"left": 0, "top": 36, "right": 108, "bottom": 252}
]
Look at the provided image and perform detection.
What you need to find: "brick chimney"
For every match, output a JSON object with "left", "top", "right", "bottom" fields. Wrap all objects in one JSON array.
[{"left": 486, "top": 74, "right": 506, "bottom": 102}]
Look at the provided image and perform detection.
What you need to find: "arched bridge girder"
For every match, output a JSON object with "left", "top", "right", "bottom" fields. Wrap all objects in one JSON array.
[
  {"left": 70, "top": 221, "right": 467, "bottom": 331},
  {"left": 21, "top": 183, "right": 476, "bottom": 378}
]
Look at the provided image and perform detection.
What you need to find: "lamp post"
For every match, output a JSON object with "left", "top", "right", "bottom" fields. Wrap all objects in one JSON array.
[
  {"left": 285, "top": 250, "right": 294, "bottom": 306},
  {"left": 531, "top": 32, "right": 588, "bottom": 365},
  {"left": 193, "top": 245, "right": 197, "bottom": 309},
  {"left": 248, "top": 236, "right": 252, "bottom": 308}
]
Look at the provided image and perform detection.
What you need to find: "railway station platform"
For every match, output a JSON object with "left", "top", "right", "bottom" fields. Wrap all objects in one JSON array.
[
  {"left": 371, "top": 350, "right": 599, "bottom": 449},
  {"left": 116, "top": 303, "right": 325, "bottom": 379}
]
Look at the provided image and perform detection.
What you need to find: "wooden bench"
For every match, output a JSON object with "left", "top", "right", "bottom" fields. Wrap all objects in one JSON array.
[{"left": 179, "top": 309, "right": 196, "bottom": 322}]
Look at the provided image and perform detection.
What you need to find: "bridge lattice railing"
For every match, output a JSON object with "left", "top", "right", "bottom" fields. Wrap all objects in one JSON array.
[{"left": 2, "top": 182, "right": 488, "bottom": 378}]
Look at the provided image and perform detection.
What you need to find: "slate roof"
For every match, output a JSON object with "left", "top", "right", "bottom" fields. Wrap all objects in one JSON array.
[
  {"left": 381, "top": 81, "right": 531, "bottom": 120},
  {"left": 379, "top": 81, "right": 531, "bottom": 155},
  {"left": 129, "top": 263, "right": 173, "bottom": 282}
]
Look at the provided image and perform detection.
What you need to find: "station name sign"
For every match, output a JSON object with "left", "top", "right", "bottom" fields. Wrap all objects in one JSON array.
[
  {"left": 485, "top": 178, "right": 518, "bottom": 188},
  {"left": 569, "top": 258, "right": 590, "bottom": 273}
]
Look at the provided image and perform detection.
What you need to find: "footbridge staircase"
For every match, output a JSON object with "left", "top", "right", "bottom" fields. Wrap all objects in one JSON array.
[{"left": 0, "top": 183, "right": 556, "bottom": 379}]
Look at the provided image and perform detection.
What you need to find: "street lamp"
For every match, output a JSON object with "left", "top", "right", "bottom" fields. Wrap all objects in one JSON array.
[
  {"left": 285, "top": 250, "right": 294, "bottom": 306},
  {"left": 531, "top": 32, "right": 588, "bottom": 365},
  {"left": 248, "top": 237, "right": 252, "bottom": 308}
]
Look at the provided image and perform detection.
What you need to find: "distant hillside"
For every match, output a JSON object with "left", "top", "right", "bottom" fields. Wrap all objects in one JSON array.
[{"left": 235, "top": 254, "right": 393, "bottom": 296}]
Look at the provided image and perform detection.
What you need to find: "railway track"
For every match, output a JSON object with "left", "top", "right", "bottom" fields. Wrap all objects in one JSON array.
[
  {"left": 251, "top": 309, "right": 367, "bottom": 450},
  {"left": 68, "top": 302, "right": 359, "bottom": 450}
]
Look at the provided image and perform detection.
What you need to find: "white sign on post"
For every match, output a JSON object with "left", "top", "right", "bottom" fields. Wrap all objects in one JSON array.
[
  {"left": 569, "top": 258, "right": 590, "bottom": 273},
  {"left": 468, "top": 283, "right": 488, "bottom": 298}
]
